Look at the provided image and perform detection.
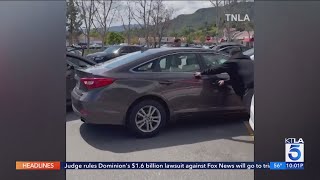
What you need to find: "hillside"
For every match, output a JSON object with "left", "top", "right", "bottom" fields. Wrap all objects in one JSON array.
[
  {"left": 108, "top": 2, "right": 254, "bottom": 34},
  {"left": 168, "top": 2, "right": 254, "bottom": 33},
  {"left": 109, "top": 24, "right": 140, "bottom": 32}
]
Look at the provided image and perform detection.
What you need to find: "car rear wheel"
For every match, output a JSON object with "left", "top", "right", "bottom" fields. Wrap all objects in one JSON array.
[{"left": 127, "top": 100, "right": 167, "bottom": 138}]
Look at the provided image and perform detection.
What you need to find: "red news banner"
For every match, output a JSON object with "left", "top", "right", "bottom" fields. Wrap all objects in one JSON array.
[{"left": 16, "top": 161, "right": 60, "bottom": 170}]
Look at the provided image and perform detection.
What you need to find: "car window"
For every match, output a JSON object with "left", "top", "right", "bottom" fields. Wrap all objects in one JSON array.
[
  {"left": 161, "top": 53, "right": 199, "bottom": 72},
  {"left": 66, "top": 56, "right": 91, "bottom": 68},
  {"left": 135, "top": 62, "right": 154, "bottom": 72},
  {"left": 121, "top": 47, "right": 131, "bottom": 53},
  {"left": 102, "top": 51, "right": 145, "bottom": 69},
  {"left": 221, "top": 48, "right": 232, "bottom": 54},
  {"left": 134, "top": 53, "right": 200, "bottom": 73},
  {"left": 103, "top": 46, "right": 121, "bottom": 53},
  {"left": 243, "top": 48, "right": 254, "bottom": 56},
  {"left": 240, "top": 46, "right": 247, "bottom": 51},
  {"left": 201, "top": 54, "right": 228, "bottom": 68}
]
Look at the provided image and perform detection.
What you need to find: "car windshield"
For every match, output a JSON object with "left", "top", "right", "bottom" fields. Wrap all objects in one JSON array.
[
  {"left": 103, "top": 46, "right": 121, "bottom": 53},
  {"left": 101, "top": 50, "right": 147, "bottom": 69},
  {"left": 243, "top": 48, "right": 254, "bottom": 56}
]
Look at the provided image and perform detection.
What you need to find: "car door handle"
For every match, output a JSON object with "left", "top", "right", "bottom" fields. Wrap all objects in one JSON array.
[{"left": 159, "top": 80, "right": 173, "bottom": 85}]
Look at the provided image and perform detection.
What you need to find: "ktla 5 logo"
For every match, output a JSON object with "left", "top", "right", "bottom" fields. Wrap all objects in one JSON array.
[{"left": 285, "top": 138, "right": 304, "bottom": 162}]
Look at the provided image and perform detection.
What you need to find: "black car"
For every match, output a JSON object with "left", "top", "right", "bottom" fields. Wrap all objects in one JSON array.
[
  {"left": 86, "top": 45, "right": 143, "bottom": 63},
  {"left": 66, "top": 46, "right": 84, "bottom": 56},
  {"left": 78, "top": 42, "right": 88, "bottom": 49},
  {"left": 243, "top": 48, "right": 254, "bottom": 57},
  {"left": 66, "top": 53, "right": 96, "bottom": 106},
  {"left": 211, "top": 42, "right": 243, "bottom": 51},
  {"left": 217, "top": 45, "right": 251, "bottom": 55},
  {"left": 71, "top": 48, "right": 247, "bottom": 137}
]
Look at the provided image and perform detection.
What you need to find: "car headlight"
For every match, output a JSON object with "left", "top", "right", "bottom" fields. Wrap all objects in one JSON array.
[{"left": 94, "top": 56, "right": 104, "bottom": 61}]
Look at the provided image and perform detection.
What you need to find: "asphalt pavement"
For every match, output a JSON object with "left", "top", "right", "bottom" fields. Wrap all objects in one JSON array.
[{"left": 66, "top": 111, "right": 254, "bottom": 180}]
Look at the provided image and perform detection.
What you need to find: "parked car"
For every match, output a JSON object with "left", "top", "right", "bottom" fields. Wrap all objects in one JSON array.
[
  {"left": 247, "top": 49, "right": 254, "bottom": 131},
  {"left": 217, "top": 45, "right": 251, "bottom": 55},
  {"left": 243, "top": 48, "right": 254, "bottom": 60},
  {"left": 67, "top": 46, "right": 83, "bottom": 56},
  {"left": 89, "top": 43, "right": 103, "bottom": 49},
  {"left": 211, "top": 42, "right": 243, "bottom": 51},
  {"left": 86, "top": 45, "right": 143, "bottom": 63},
  {"left": 202, "top": 45, "right": 210, "bottom": 49},
  {"left": 249, "top": 95, "right": 254, "bottom": 131},
  {"left": 78, "top": 43, "right": 88, "bottom": 49},
  {"left": 71, "top": 48, "right": 247, "bottom": 137},
  {"left": 66, "top": 53, "right": 96, "bottom": 106},
  {"left": 71, "top": 44, "right": 82, "bottom": 49}
]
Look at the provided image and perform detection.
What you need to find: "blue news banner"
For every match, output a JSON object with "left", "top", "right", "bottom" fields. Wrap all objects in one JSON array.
[{"left": 61, "top": 162, "right": 303, "bottom": 170}]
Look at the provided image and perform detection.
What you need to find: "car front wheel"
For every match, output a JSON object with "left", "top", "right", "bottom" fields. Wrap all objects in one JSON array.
[{"left": 127, "top": 100, "right": 167, "bottom": 138}]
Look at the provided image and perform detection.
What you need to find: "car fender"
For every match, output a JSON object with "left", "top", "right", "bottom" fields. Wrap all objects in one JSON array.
[{"left": 126, "top": 92, "right": 174, "bottom": 120}]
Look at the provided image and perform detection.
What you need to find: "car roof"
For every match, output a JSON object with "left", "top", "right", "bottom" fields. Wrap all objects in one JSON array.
[
  {"left": 218, "top": 42, "right": 241, "bottom": 46},
  {"left": 134, "top": 48, "right": 231, "bottom": 59},
  {"left": 218, "top": 45, "right": 241, "bottom": 50},
  {"left": 243, "top": 48, "right": 254, "bottom": 56},
  {"left": 110, "top": 45, "right": 141, "bottom": 47},
  {"left": 140, "top": 47, "right": 217, "bottom": 54}
]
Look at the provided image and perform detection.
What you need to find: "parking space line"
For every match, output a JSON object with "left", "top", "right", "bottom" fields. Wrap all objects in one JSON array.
[{"left": 243, "top": 121, "right": 254, "bottom": 136}]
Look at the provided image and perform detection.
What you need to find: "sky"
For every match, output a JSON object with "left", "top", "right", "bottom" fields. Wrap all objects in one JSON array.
[{"left": 109, "top": 1, "right": 213, "bottom": 26}]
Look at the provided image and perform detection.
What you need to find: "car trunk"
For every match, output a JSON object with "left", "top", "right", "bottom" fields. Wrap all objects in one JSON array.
[{"left": 74, "top": 67, "right": 114, "bottom": 92}]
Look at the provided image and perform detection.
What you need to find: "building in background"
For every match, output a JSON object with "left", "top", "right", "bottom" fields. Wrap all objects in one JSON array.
[
  {"left": 78, "top": 34, "right": 102, "bottom": 44},
  {"left": 138, "top": 37, "right": 176, "bottom": 46},
  {"left": 221, "top": 28, "right": 254, "bottom": 47}
]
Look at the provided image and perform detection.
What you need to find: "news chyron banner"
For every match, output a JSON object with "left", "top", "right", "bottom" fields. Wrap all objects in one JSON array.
[{"left": 16, "top": 138, "right": 304, "bottom": 171}]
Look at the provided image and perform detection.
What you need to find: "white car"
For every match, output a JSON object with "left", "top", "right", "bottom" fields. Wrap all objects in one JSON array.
[
  {"left": 246, "top": 49, "right": 254, "bottom": 131},
  {"left": 249, "top": 95, "right": 254, "bottom": 131},
  {"left": 90, "top": 43, "right": 103, "bottom": 49}
]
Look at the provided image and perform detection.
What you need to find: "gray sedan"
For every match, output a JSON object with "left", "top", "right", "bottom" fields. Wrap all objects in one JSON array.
[{"left": 71, "top": 48, "right": 247, "bottom": 137}]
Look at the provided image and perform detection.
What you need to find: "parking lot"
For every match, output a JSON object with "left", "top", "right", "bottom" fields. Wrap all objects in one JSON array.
[{"left": 66, "top": 111, "right": 254, "bottom": 180}]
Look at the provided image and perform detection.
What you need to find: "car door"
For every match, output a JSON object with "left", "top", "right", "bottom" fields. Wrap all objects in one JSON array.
[
  {"left": 133, "top": 52, "right": 218, "bottom": 117},
  {"left": 199, "top": 53, "right": 244, "bottom": 110}
]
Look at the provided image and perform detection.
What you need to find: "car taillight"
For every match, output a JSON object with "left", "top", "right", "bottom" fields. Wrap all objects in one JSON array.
[{"left": 80, "top": 77, "right": 115, "bottom": 90}]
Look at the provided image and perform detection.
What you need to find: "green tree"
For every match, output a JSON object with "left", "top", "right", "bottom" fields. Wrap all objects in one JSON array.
[
  {"left": 107, "top": 32, "right": 125, "bottom": 45},
  {"left": 181, "top": 27, "right": 189, "bottom": 37},
  {"left": 200, "top": 36, "right": 206, "bottom": 44},
  {"left": 89, "top": 29, "right": 100, "bottom": 38},
  {"left": 208, "top": 26, "right": 218, "bottom": 37},
  {"left": 194, "top": 30, "right": 203, "bottom": 40},
  {"left": 186, "top": 35, "right": 193, "bottom": 44},
  {"left": 66, "top": 0, "right": 82, "bottom": 44},
  {"left": 170, "top": 31, "right": 178, "bottom": 37}
]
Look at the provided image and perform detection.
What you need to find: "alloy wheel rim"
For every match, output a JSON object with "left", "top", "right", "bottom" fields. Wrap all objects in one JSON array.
[{"left": 135, "top": 105, "right": 161, "bottom": 133}]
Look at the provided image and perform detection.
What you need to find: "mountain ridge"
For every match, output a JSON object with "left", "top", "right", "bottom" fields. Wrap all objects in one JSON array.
[{"left": 108, "top": 2, "right": 254, "bottom": 33}]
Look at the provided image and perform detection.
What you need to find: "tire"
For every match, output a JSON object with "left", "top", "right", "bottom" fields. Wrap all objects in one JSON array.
[{"left": 127, "top": 100, "right": 167, "bottom": 138}]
